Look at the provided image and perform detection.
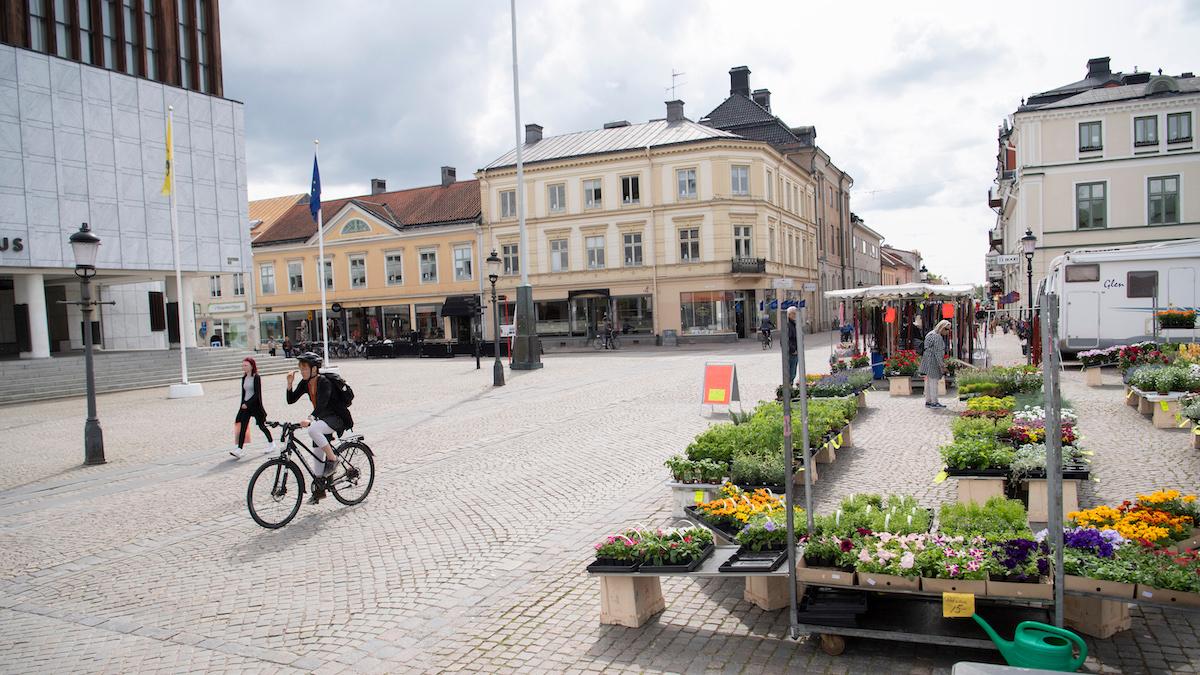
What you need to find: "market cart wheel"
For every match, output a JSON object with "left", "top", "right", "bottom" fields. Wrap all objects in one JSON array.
[{"left": 818, "top": 634, "right": 846, "bottom": 656}]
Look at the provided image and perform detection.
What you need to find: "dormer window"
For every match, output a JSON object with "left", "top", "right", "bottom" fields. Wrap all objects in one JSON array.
[{"left": 341, "top": 218, "right": 370, "bottom": 234}]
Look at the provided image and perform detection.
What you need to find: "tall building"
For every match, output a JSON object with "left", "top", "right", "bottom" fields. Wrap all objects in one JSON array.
[
  {"left": 700, "top": 66, "right": 855, "bottom": 330},
  {"left": 478, "top": 99, "right": 820, "bottom": 343},
  {"left": 850, "top": 213, "right": 882, "bottom": 287},
  {"left": 988, "top": 57, "right": 1200, "bottom": 300},
  {"left": 0, "top": 0, "right": 246, "bottom": 357}
]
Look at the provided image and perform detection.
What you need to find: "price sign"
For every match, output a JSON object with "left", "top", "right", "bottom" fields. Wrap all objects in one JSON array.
[
  {"left": 694, "top": 490, "right": 705, "bottom": 505},
  {"left": 942, "top": 592, "right": 975, "bottom": 618}
]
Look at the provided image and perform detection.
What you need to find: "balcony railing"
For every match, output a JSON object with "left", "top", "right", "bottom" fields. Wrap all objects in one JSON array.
[{"left": 731, "top": 257, "right": 767, "bottom": 274}]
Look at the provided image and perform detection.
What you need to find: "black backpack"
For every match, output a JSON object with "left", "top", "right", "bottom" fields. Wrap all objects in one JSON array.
[
  {"left": 323, "top": 372, "right": 355, "bottom": 408},
  {"left": 916, "top": 337, "right": 925, "bottom": 356}
]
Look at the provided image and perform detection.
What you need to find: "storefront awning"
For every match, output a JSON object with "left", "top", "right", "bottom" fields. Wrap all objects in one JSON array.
[
  {"left": 567, "top": 288, "right": 610, "bottom": 299},
  {"left": 440, "top": 295, "right": 478, "bottom": 317},
  {"left": 824, "top": 283, "right": 976, "bottom": 302}
]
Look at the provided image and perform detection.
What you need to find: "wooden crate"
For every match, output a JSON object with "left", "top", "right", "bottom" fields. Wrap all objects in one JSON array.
[
  {"left": 888, "top": 377, "right": 912, "bottom": 396},
  {"left": 1084, "top": 367, "right": 1103, "bottom": 387},
  {"left": 1152, "top": 399, "right": 1182, "bottom": 429},
  {"left": 743, "top": 575, "right": 790, "bottom": 611},
  {"left": 1026, "top": 478, "right": 1080, "bottom": 522},
  {"left": 956, "top": 477, "right": 1005, "bottom": 505},
  {"left": 1064, "top": 595, "right": 1131, "bottom": 639},
  {"left": 599, "top": 576, "right": 665, "bottom": 628}
]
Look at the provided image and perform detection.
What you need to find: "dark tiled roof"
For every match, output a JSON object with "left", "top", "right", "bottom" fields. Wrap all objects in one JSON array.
[
  {"left": 253, "top": 180, "right": 481, "bottom": 246},
  {"left": 700, "top": 95, "right": 804, "bottom": 149}
]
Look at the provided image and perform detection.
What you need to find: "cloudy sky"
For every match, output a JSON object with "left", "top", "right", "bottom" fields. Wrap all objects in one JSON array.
[{"left": 221, "top": 0, "right": 1199, "bottom": 285}]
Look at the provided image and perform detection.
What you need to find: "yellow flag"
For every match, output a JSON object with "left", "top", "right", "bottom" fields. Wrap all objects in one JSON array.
[{"left": 161, "top": 116, "right": 173, "bottom": 196}]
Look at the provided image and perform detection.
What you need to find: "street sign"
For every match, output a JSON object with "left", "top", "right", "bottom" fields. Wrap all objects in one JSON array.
[
  {"left": 331, "top": 302, "right": 343, "bottom": 313},
  {"left": 772, "top": 278, "right": 794, "bottom": 289},
  {"left": 803, "top": 282, "right": 818, "bottom": 292},
  {"left": 988, "top": 254, "right": 1020, "bottom": 266},
  {"left": 500, "top": 324, "right": 516, "bottom": 337}
]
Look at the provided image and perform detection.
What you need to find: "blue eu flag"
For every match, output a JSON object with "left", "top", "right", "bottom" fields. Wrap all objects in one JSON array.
[{"left": 309, "top": 154, "right": 321, "bottom": 222}]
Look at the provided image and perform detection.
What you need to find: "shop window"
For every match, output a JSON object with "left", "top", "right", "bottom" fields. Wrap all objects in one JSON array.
[
  {"left": 1127, "top": 271, "right": 1157, "bottom": 298},
  {"left": 680, "top": 291, "right": 735, "bottom": 334},
  {"left": 1064, "top": 264, "right": 1099, "bottom": 283}
]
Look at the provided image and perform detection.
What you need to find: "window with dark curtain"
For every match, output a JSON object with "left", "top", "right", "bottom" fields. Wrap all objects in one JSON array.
[
  {"left": 195, "top": 0, "right": 208, "bottom": 92},
  {"left": 176, "top": 0, "right": 191, "bottom": 89},
  {"left": 1127, "top": 271, "right": 1158, "bottom": 299},
  {"left": 100, "top": 0, "right": 117, "bottom": 68},
  {"left": 148, "top": 291, "right": 166, "bottom": 331}
]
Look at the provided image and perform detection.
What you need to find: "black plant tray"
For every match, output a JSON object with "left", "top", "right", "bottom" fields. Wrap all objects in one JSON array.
[
  {"left": 719, "top": 547, "right": 788, "bottom": 573},
  {"left": 797, "top": 586, "right": 869, "bottom": 627},
  {"left": 684, "top": 506, "right": 742, "bottom": 541},
  {"left": 944, "top": 467, "right": 1009, "bottom": 478},
  {"left": 639, "top": 544, "right": 716, "bottom": 574},
  {"left": 586, "top": 558, "right": 640, "bottom": 574},
  {"left": 1021, "top": 463, "right": 1091, "bottom": 481}
]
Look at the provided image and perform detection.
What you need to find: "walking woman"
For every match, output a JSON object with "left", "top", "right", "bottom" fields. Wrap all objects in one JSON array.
[
  {"left": 919, "top": 319, "right": 952, "bottom": 409},
  {"left": 230, "top": 357, "right": 276, "bottom": 458}
]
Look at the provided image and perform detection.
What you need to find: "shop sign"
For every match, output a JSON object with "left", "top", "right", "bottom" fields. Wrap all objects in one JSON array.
[
  {"left": 0, "top": 237, "right": 24, "bottom": 252},
  {"left": 701, "top": 362, "right": 740, "bottom": 406},
  {"left": 207, "top": 302, "right": 246, "bottom": 314}
]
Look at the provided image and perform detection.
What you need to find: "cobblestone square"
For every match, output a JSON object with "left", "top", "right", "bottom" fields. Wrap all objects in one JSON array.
[{"left": 1, "top": 333, "right": 1198, "bottom": 674}]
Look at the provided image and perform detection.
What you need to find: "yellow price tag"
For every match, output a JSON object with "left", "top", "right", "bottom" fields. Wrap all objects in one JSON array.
[
  {"left": 1081, "top": 450, "right": 1095, "bottom": 456},
  {"left": 943, "top": 592, "right": 975, "bottom": 618},
  {"left": 934, "top": 470, "right": 948, "bottom": 484},
  {"left": 694, "top": 490, "right": 705, "bottom": 505},
  {"left": 1126, "top": 390, "right": 1133, "bottom": 400},
  {"left": 1194, "top": 426, "right": 1200, "bottom": 436},
  {"left": 1160, "top": 400, "right": 1170, "bottom": 411},
  {"left": 1179, "top": 415, "right": 1190, "bottom": 428},
  {"left": 836, "top": 433, "right": 844, "bottom": 447}
]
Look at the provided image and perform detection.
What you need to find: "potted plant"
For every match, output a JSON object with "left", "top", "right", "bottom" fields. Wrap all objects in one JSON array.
[
  {"left": 797, "top": 533, "right": 858, "bottom": 585},
  {"left": 939, "top": 438, "right": 1014, "bottom": 504},
  {"left": 853, "top": 532, "right": 925, "bottom": 591},
  {"left": 986, "top": 537, "right": 1052, "bottom": 598},
  {"left": 664, "top": 455, "right": 727, "bottom": 517},
  {"left": 916, "top": 534, "right": 990, "bottom": 594},
  {"left": 1157, "top": 309, "right": 1197, "bottom": 330},
  {"left": 850, "top": 353, "right": 870, "bottom": 369},
  {"left": 1129, "top": 544, "right": 1200, "bottom": 608},
  {"left": 1055, "top": 526, "right": 1137, "bottom": 599},
  {"left": 884, "top": 350, "right": 919, "bottom": 396},
  {"left": 636, "top": 527, "right": 715, "bottom": 573},
  {"left": 587, "top": 531, "right": 644, "bottom": 573}
]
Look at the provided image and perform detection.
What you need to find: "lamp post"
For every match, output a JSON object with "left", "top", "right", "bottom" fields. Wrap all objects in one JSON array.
[
  {"left": 919, "top": 265, "right": 928, "bottom": 283},
  {"left": 69, "top": 223, "right": 106, "bottom": 465},
  {"left": 1021, "top": 228, "right": 1037, "bottom": 364},
  {"left": 487, "top": 250, "right": 505, "bottom": 387}
]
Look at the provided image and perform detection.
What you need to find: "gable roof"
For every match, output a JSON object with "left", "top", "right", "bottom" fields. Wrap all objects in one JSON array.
[
  {"left": 1030, "top": 76, "right": 1200, "bottom": 111},
  {"left": 253, "top": 180, "right": 480, "bottom": 246},
  {"left": 249, "top": 193, "right": 305, "bottom": 235},
  {"left": 700, "top": 94, "right": 806, "bottom": 149},
  {"left": 483, "top": 119, "right": 741, "bottom": 170}
]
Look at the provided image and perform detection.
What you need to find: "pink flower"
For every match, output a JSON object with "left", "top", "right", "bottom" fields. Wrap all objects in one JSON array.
[
  {"left": 946, "top": 563, "right": 960, "bottom": 577},
  {"left": 943, "top": 548, "right": 957, "bottom": 557},
  {"left": 967, "top": 560, "right": 981, "bottom": 572},
  {"left": 594, "top": 543, "right": 602, "bottom": 550},
  {"left": 858, "top": 548, "right": 873, "bottom": 563},
  {"left": 879, "top": 532, "right": 894, "bottom": 543},
  {"left": 900, "top": 552, "right": 915, "bottom": 569}
]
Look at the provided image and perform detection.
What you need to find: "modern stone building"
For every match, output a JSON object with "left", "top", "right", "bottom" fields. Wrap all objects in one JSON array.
[{"left": 0, "top": 0, "right": 246, "bottom": 358}]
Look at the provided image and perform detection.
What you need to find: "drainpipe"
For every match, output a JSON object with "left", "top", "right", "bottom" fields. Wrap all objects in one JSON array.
[{"left": 646, "top": 145, "right": 659, "bottom": 336}]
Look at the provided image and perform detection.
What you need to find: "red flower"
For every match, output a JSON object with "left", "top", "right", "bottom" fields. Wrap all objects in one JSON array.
[
  {"left": 839, "top": 538, "right": 854, "bottom": 552},
  {"left": 856, "top": 527, "right": 873, "bottom": 536}
]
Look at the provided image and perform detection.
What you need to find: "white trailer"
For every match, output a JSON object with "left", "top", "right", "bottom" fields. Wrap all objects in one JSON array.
[{"left": 1042, "top": 238, "right": 1200, "bottom": 354}]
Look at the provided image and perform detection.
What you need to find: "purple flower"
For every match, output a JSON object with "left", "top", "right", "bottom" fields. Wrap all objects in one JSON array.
[{"left": 764, "top": 520, "right": 777, "bottom": 532}]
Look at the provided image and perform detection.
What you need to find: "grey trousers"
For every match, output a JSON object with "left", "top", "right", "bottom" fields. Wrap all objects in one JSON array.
[{"left": 925, "top": 376, "right": 939, "bottom": 405}]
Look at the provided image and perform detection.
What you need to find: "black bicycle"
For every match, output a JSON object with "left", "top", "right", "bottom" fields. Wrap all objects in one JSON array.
[
  {"left": 246, "top": 421, "right": 376, "bottom": 529},
  {"left": 760, "top": 330, "right": 773, "bottom": 350}
]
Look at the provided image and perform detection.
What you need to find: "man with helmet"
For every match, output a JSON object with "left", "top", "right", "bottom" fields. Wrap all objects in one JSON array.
[{"left": 286, "top": 352, "right": 352, "bottom": 492}]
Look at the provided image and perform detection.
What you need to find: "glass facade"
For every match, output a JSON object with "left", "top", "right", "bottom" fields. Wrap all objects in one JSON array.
[
  {"left": 535, "top": 300, "right": 570, "bottom": 336},
  {"left": 382, "top": 305, "right": 411, "bottom": 339},
  {"left": 258, "top": 312, "right": 283, "bottom": 343},
  {"left": 680, "top": 291, "right": 736, "bottom": 334},
  {"left": 415, "top": 303, "right": 442, "bottom": 338},
  {"left": 614, "top": 295, "right": 653, "bottom": 334}
]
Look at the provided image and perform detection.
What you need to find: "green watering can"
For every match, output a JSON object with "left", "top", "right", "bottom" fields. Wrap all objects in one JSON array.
[{"left": 972, "top": 614, "right": 1087, "bottom": 672}]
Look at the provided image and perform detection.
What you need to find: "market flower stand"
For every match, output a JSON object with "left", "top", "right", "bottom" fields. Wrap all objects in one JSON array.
[
  {"left": 1144, "top": 394, "right": 1184, "bottom": 429},
  {"left": 888, "top": 377, "right": 912, "bottom": 396},
  {"left": 1025, "top": 478, "right": 1082, "bottom": 523}
]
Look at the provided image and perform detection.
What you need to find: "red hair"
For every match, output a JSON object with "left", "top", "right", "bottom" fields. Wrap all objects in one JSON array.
[{"left": 243, "top": 357, "right": 258, "bottom": 375}]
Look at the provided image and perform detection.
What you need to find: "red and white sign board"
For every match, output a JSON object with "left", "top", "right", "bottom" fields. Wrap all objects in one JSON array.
[{"left": 701, "top": 362, "right": 740, "bottom": 407}]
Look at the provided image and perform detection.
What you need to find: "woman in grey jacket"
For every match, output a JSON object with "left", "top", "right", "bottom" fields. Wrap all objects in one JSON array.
[{"left": 919, "top": 320, "right": 952, "bottom": 408}]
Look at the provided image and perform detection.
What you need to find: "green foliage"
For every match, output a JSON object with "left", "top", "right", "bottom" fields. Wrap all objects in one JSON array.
[
  {"left": 1129, "top": 365, "right": 1166, "bottom": 392},
  {"left": 939, "top": 437, "right": 1015, "bottom": 471},
  {"left": 966, "top": 396, "right": 1015, "bottom": 412},
  {"left": 730, "top": 449, "right": 787, "bottom": 487},
  {"left": 938, "top": 497, "right": 1031, "bottom": 540},
  {"left": 960, "top": 382, "right": 1003, "bottom": 396},
  {"left": 735, "top": 510, "right": 803, "bottom": 551},
  {"left": 1014, "top": 390, "right": 1071, "bottom": 411},
  {"left": 1009, "top": 443, "right": 1086, "bottom": 481},
  {"left": 956, "top": 366, "right": 1042, "bottom": 396},
  {"left": 664, "top": 455, "right": 726, "bottom": 484},
  {"left": 951, "top": 416, "right": 1003, "bottom": 441},
  {"left": 685, "top": 423, "right": 743, "bottom": 465}
]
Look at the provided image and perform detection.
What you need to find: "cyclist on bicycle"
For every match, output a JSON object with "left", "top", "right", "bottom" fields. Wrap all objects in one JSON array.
[
  {"left": 286, "top": 352, "right": 352, "bottom": 485},
  {"left": 759, "top": 314, "right": 775, "bottom": 343}
]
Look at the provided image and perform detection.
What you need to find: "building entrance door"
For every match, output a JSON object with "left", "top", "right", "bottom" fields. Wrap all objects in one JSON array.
[
  {"left": 733, "top": 291, "right": 748, "bottom": 338},
  {"left": 571, "top": 295, "right": 611, "bottom": 338}
]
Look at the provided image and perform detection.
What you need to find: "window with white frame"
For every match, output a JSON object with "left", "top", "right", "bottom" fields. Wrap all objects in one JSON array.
[
  {"left": 349, "top": 254, "right": 366, "bottom": 288},
  {"left": 623, "top": 232, "right": 643, "bottom": 266},
  {"left": 453, "top": 245, "right": 473, "bottom": 281},
  {"left": 1148, "top": 175, "right": 1180, "bottom": 225},
  {"left": 548, "top": 183, "right": 566, "bottom": 213},
  {"left": 679, "top": 228, "right": 700, "bottom": 261},
  {"left": 1168, "top": 112, "right": 1193, "bottom": 143},
  {"left": 676, "top": 168, "right": 697, "bottom": 199},
  {"left": 1078, "top": 121, "right": 1102, "bottom": 152},
  {"left": 734, "top": 225, "right": 752, "bottom": 258},
  {"left": 385, "top": 251, "right": 403, "bottom": 285},
  {"left": 583, "top": 179, "right": 602, "bottom": 208},
  {"left": 731, "top": 165, "right": 749, "bottom": 196},
  {"left": 586, "top": 235, "right": 605, "bottom": 269},
  {"left": 209, "top": 275, "right": 221, "bottom": 297},
  {"left": 791, "top": 185, "right": 798, "bottom": 214},
  {"left": 420, "top": 249, "right": 437, "bottom": 283},
  {"left": 502, "top": 243, "right": 519, "bottom": 275},
  {"left": 1135, "top": 116, "right": 1158, "bottom": 146},
  {"left": 500, "top": 190, "right": 517, "bottom": 218},
  {"left": 341, "top": 218, "right": 370, "bottom": 234},
  {"left": 1076, "top": 182, "right": 1106, "bottom": 229},
  {"left": 550, "top": 238, "right": 569, "bottom": 272},
  {"left": 621, "top": 175, "right": 640, "bottom": 205},
  {"left": 287, "top": 260, "right": 303, "bottom": 292},
  {"left": 260, "top": 264, "right": 276, "bottom": 294},
  {"left": 320, "top": 257, "right": 333, "bottom": 290},
  {"left": 232, "top": 272, "right": 245, "bottom": 296}
]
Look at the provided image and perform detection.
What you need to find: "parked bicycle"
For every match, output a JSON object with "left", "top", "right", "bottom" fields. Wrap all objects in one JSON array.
[
  {"left": 592, "top": 331, "right": 621, "bottom": 351},
  {"left": 246, "top": 420, "right": 375, "bottom": 528}
]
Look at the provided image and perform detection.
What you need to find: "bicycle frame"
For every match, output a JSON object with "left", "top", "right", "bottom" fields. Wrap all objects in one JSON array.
[{"left": 268, "top": 422, "right": 365, "bottom": 485}]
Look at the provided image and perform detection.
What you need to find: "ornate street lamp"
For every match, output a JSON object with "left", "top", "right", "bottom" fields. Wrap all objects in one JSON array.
[
  {"left": 1021, "top": 228, "right": 1038, "bottom": 364},
  {"left": 69, "top": 223, "right": 107, "bottom": 465},
  {"left": 487, "top": 249, "right": 505, "bottom": 387},
  {"left": 919, "top": 264, "right": 928, "bottom": 283}
]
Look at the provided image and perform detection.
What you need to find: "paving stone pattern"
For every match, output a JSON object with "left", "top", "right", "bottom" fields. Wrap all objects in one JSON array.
[{"left": 0, "top": 332, "right": 1196, "bottom": 674}]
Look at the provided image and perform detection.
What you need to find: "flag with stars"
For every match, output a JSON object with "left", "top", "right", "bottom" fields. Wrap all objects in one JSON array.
[{"left": 309, "top": 154, "right": 321, "bottom": 222}]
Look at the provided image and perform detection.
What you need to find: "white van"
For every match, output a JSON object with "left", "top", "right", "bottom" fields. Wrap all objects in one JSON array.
[{"left": 1042, "top": 238, "right": 1200, "bottom": 354}]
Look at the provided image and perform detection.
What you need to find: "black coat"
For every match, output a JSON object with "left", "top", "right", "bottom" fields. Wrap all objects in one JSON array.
[
  {"left": 239, "top": 374, "right": 267, "bottom": 418},
  {"left": 787, "top": 319, "right": 798, "bottom": 355},
  {"left": 287, "top": 374, "right": 352, "bottom": 432}
]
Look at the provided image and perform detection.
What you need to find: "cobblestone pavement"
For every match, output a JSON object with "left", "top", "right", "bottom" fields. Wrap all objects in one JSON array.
[{"left": 0, "top": 332, "right": 1197, "bottom": 674}]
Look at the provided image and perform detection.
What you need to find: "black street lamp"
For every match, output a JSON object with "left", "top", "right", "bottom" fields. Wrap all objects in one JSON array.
[
  {"left": 486, "top": 249, "right": 505, "bottom": 387},
  {"left": 919, "top": 264, "right": 928, "bottom": 283},
  {"left": 69, "top": 223, "right": 106, "bottom": 465},
  {"left": 1021, "top": 228, "right": 1038, "bottom": 364}
]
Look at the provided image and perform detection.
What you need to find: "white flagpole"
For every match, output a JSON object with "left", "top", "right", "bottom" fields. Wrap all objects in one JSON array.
[
  {"left": 168, "top": 106, "right": 188, "bottom": 384},
  {"left": 315, "top": 139, "right": 331, "bottom": 367}
]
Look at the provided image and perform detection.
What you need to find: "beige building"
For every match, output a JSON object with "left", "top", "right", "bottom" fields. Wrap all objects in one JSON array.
[
  {"left": 850, "top": 214, "right": 883, "bottom": 287},
  {"left": 477, "top": 101, "right": 820, "bottom": 342},
  {"left": 990, "top": 57, "right": 1200, "bottom": 298}
]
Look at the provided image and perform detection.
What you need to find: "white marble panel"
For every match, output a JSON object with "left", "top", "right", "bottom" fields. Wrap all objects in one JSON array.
[
  {"left": 164, "top": 89, "right": 189, "bottom": 119},
  {"left": 26, "top": 194, "right": 58, "bottom": 226},
  {"left": 188, "top": 93, "right": 211, "bottom": 124},
  {"left": 145, "top": 205, "right": 170, "bottom": 236},
  {"left": 177, "top": 210, "right": 195, "bottom": 238},
  {"left": 49, "top": 60, "right": 81, "bottom": 97},
  {"left": 82, "top": 102, "right": 112, "bottom": 136},
  {"left": 0, "top": 45, "right": 16, "bottom": 82},
  {"left": 217, "top": 183, "right": 237, "bottom": 214},
  {"left": 59, "top": 164, "right": 88, "bottom": 196},
  {"left": 175, "top": 180, "right": 193, "bottom": 208},
  {"left": 180, "top": 237, "right": 198, "bottom": 268},
  {"left": 141, "top": 174, "right": 169, "bottom": 204},
  {"left": 16, "top": 51, "right": 49, "bottom": 90},
  {"left": 146, "top": 236, "right": 172, "bottom": 267},
  {"left": 212, "top": 100, "right": 232, "bottom": 129},
  {"left": 0, "top": 83, "right": 18, "bottom": 119},
  {"left": 118, "top": 202, "right": 145, "bottom": 234},
  {"left": 138, "top": 80, "right": 163, "bottom": 113},
  {"left": 142, "top": 115, "right": 165, "bottom": 144},
  {"left": 0, "top": 192, "right": 25, "bottom": 222},
  {"left": 85, "top": 134, "right": 115, "bottom": 167},
  {"left": 191, "top": 125, "right": 213, "bottom": 154},
  {"left": 27, "top": 228, "right": 63, "bottom": 266},
  {"left": 113, "top": 108, "right": 141, "bottom": 140},
  {"left": 97, "top": 231, "right": 121, "bottom": 266},
  {"left": 54, "top": 129, "right": 85, "bottom": 162},
  {"left": 193, "top": 183, "right": 216, "bottom": 211},
  {"left": 173, "top": 121, "right": 191, "bottom": 149},
  {"left": 87, "top": 168, "right": 116, "bottom": 199},
  {"left": 198, "top": 240, "right": 219, "bottom": 267},
  {"left": 174, "top": 149, "right": 192, "bottom": 177},
  {"left": 23, "top": 158, "right": 57, "bottom": 192},
  {"left": 212, "top": 130, "right": 234, "bottom": 159},
  {"left": 217, "top": 213, "right": 239, "bottom": 239},
  {"left": 117, "top": 171, "right": 143, "bottom": 201},
  {"left": 110, "top": 75, "right": 138, "bottom": 110},
  {"left": 19, "top": 90, "right": 52, "bottom": 124},
  {"left": 115, "top": 139, "right": 142, "bottom": 171},
  {"left": 58, "top": 198, "right": 88, "bottom": 227},
  {"left": 88, "top": 200, "right": 118, "bottom": 231},
  {"left": 214, "top": 157, "right": 236, "bottom": 187},
  {"left": 81, "top": 69, "right": 110, "bottom": 102},
  {"left": 195, "top": 210, "right": 218, "bottom": 237},
  {"left": 21, "top": 124, "right": 54, "bottom": 158},
  {"left": 52, "top": 95, "right": 84, "bottom": 129},
  {"left": 0, "top": 156, "right": 22, "bottom": 188},
  {"left": 126, "top": 235, "right": 151, "bottom": 266},
  {"left": 191, "top": 152, "right": 214, "bottom": 183}
]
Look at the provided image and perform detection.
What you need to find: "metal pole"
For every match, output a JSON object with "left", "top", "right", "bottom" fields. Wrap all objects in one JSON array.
[
  {"left": 798, "top": 302, "right": 813, "bottom": 535},
  {"left": 1041, "top": 293, "right": 1064, "bottom": 628},
  {"left": 780, "top": 293, "right": 799, "bottom": 640},
  {"left": 1026, "top": 257, "right": 1034, "bottom": 365},
  {"left": 80, "top": 275, "right": 105, "bottom": 465},
  {"left": 475, "top": 306, "right": 481, "bottom": 370},
  {"left": 492, "top": 281, "right": 505, "bottom": 387},
  {"left": 166, "top": 106, "right": 189, "bottom": 384}
]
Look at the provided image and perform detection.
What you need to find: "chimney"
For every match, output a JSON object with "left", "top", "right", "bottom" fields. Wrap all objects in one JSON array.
[
  {"left": 1183, "top": 72, "right": 1195, "bottom": 78},
  {"left": 370, "top": 178, "right": 386, "bottom": 195},
  {"left": 603, "top": 120, "right": 631, "bottom": 129},
  {"left": 666, "top": 100, "right": 685, "bottom": 123},
  {"left": 525, "top": 123, "right": 543, "bottom": 144},
  {"left": 751, "top": 88, "right": 771, "bottom": 111},
  {"left": 1087, "top": 57, "right": 1111, "bottom": 79},
  {"left": 729, "top": 66, "right": 751, "bottom": 97},
  {"left": 440, "top": 166, "right": 456, "bottom": 187}
]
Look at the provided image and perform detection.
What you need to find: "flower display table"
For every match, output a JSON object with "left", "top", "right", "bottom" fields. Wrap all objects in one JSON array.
[
  {"left": 666, "top": 482, "right": 723, "bottom": 518},
  {"left": 1141, "top": 393, "right": 1185, "bottom": 429},
  {"left": 945, "top": 471, "right": 1007, "bottom": 505}
]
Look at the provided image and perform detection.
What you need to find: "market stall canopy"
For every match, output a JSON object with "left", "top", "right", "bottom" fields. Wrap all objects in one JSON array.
[{"left": 824, "top": 283, "right": 976, "bottom": 302}]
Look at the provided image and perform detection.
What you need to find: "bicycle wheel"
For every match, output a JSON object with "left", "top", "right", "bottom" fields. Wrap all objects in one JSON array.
[
  {"left": 611, "top": 335, "right": 621, "bottom": 350},
  {"left": 592, "top": 337, "right": 604, "bottom": 351},
  {"left": 330, "top": 442, "right": 375, "bottom": 505},
  {"left": 247, "top": 458, "right": 304, "bottom": 528}
]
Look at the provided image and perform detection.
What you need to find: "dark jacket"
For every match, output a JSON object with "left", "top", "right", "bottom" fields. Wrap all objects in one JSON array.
[
  {"left": 239, "top": 373, "right": 267, "bottom": 418},
  {"left": 787, "top": 318, "right": 798, "bottom": 355},
  {"left": 287, "top": 374, "right": 352, "bottom": 432}
]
